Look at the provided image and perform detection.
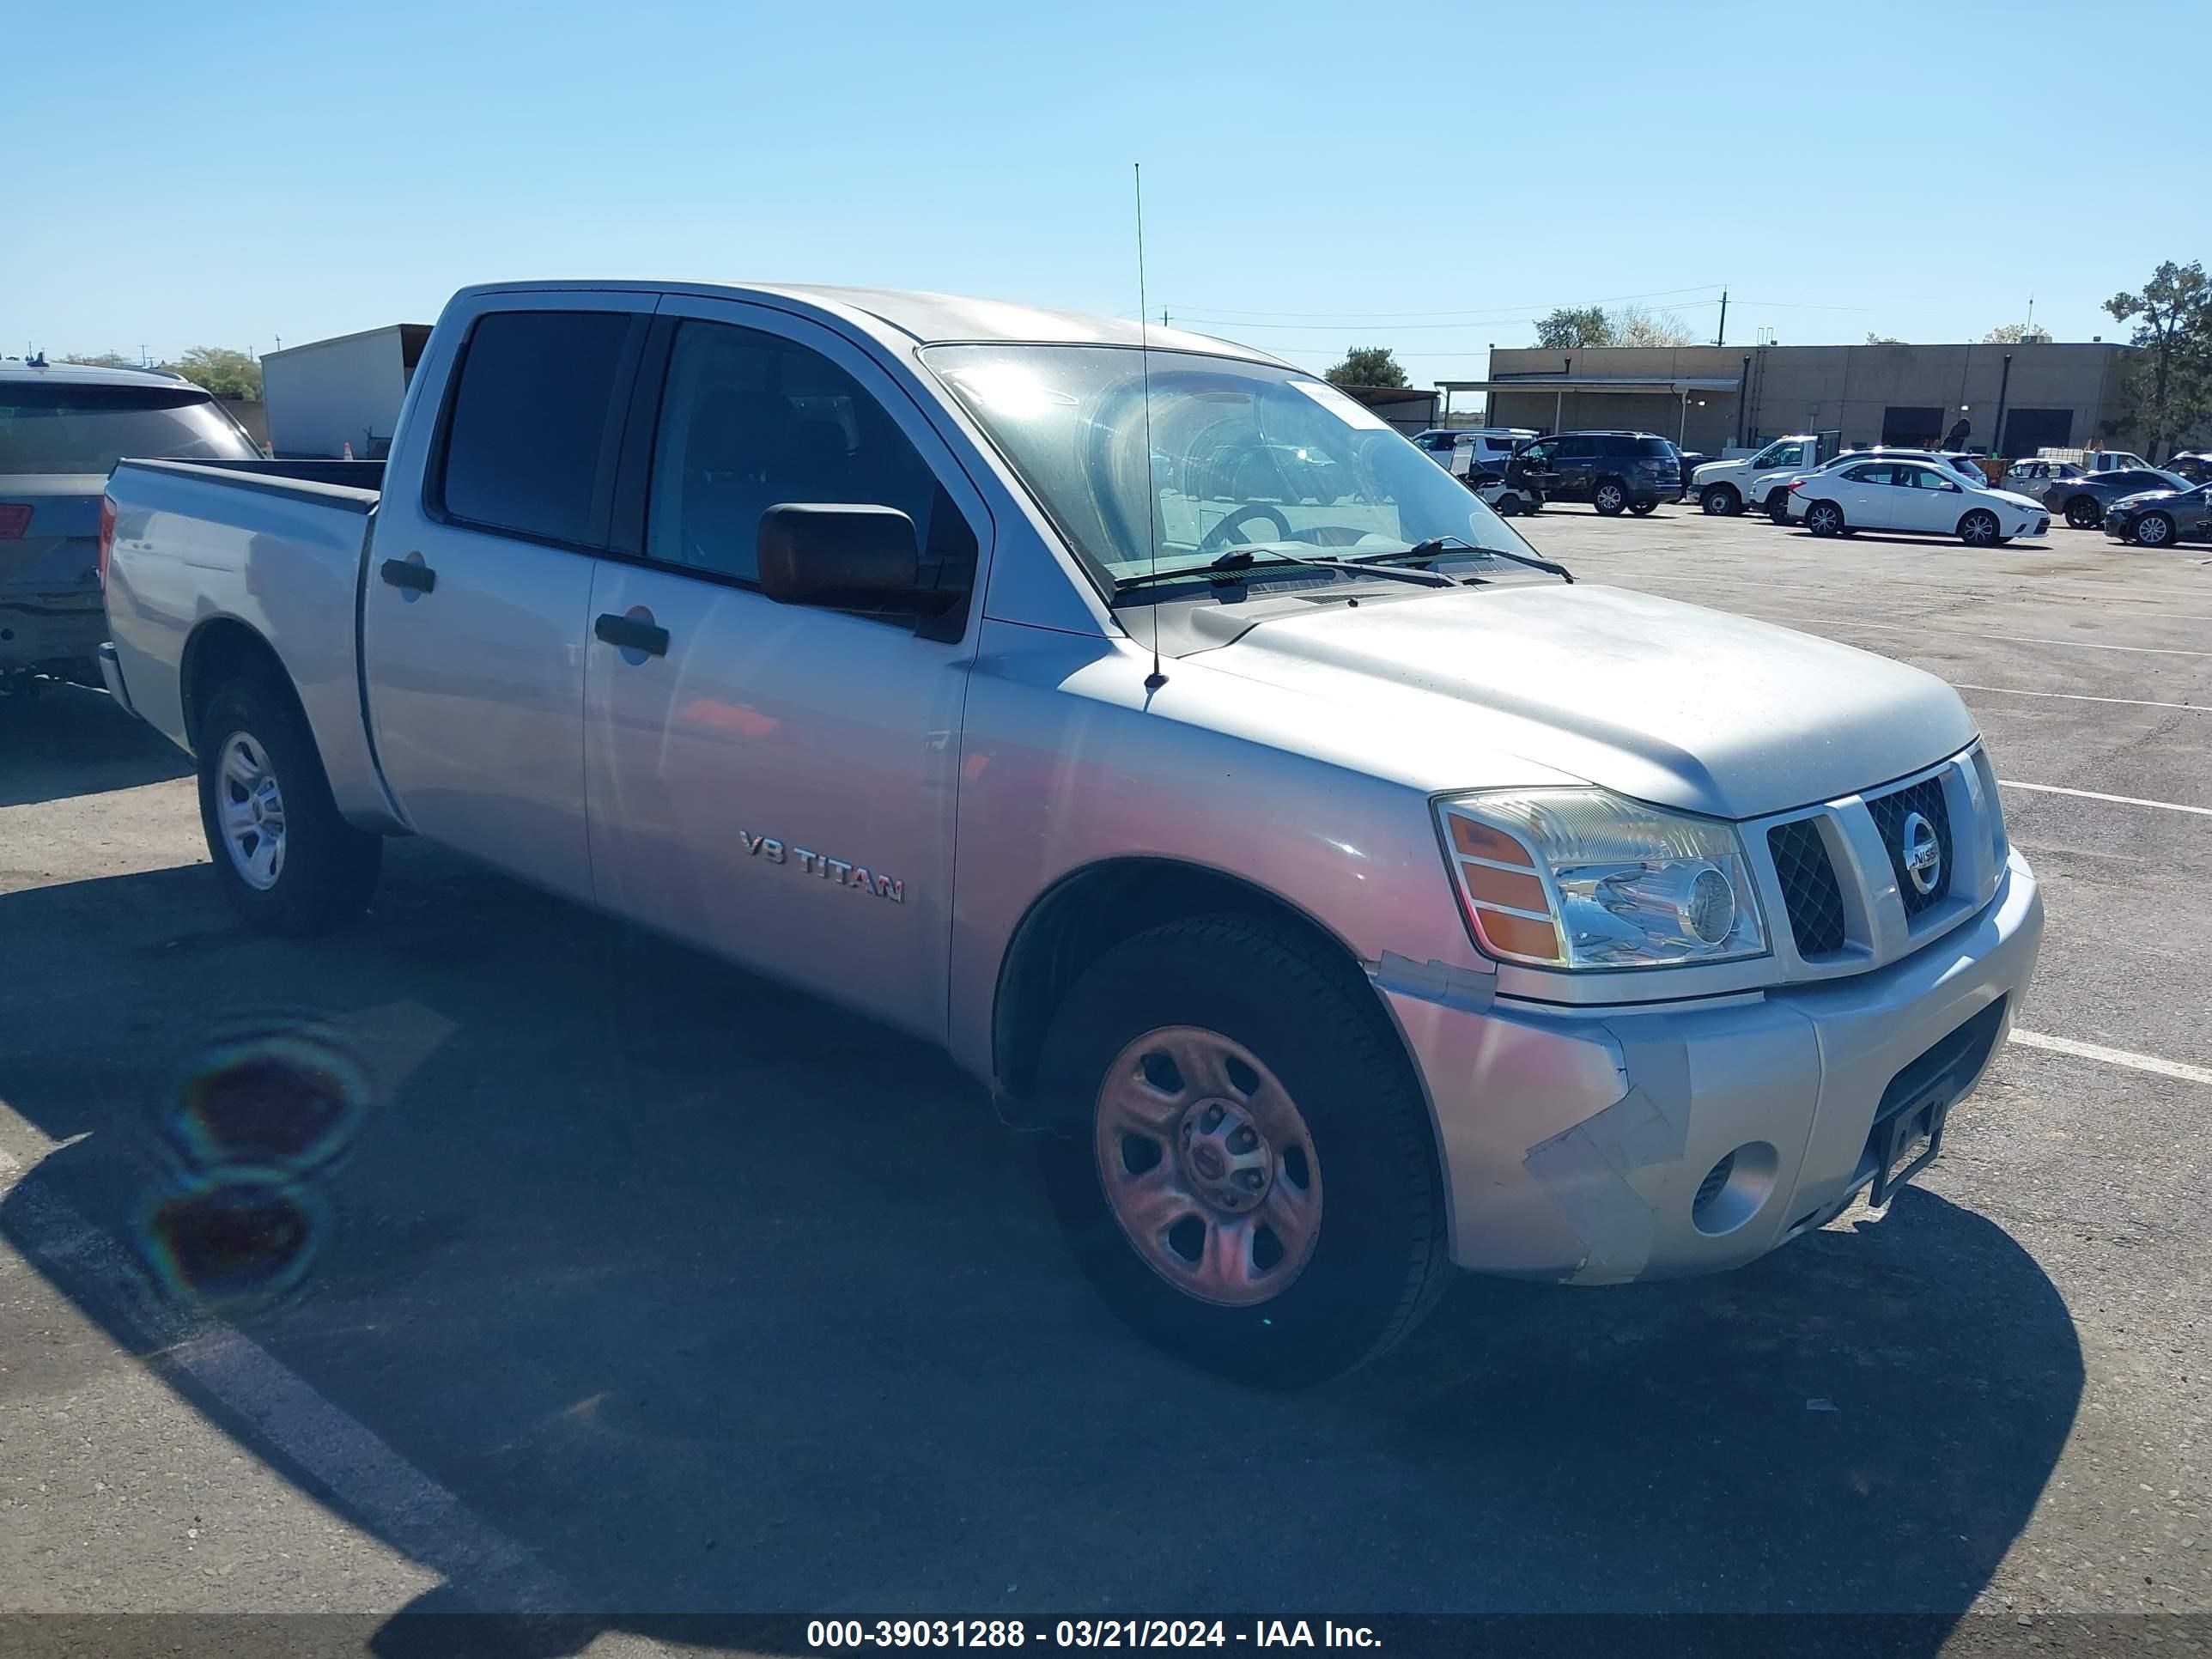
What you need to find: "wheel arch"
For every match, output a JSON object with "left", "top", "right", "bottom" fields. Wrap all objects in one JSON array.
[
  {"left": 990, "top": 855, "right": 1390, "bottom": 1123},
  {"left": 179, "top": 615, "right": 297, "bottom": 753}
]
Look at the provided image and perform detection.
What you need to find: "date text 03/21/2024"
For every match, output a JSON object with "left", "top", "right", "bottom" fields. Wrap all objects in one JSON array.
[{"left": 805, "top": 1620, "right": 1382, "bottom": 1650}]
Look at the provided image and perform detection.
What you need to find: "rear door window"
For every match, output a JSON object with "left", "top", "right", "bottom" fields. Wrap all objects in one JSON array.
[
  {"left": 435, "top": 310, "right": 638, "bottom": 547},
  {"left": 0, "top": 382, "right": 259, "bottom": 474},
  {"left": 1557, "top": 436, "right": 1596, "bottom": 460}
]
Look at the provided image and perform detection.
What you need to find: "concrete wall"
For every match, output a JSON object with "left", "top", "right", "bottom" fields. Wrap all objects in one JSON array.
[{"left": 1486, "top": 342, "right": 2142, "bottom": 457}]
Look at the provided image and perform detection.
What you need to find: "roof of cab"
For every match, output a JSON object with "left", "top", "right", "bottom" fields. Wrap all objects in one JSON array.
[
  {"left": 0, "top": 359, "right": 192, "bottom": 387},
  {"left": 451, "top": 280, "right": 1289, "bottom": 367}
]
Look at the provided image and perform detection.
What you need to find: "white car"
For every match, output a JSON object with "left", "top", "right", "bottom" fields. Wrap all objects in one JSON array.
[
  {"left": 1448, "top": 427, "right": 1538, "bottom": 480},
  {"left": 1786, "top": 458, "right": 2050, "bottom": 546}
]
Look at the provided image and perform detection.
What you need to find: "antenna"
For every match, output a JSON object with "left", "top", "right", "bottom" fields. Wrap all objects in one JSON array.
[{"left": 1135, "top": 163, "right": 1165, "bottom": 692}]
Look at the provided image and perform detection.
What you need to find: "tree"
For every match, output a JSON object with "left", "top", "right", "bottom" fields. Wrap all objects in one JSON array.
[
  {"left": 1533, "top": 303, "right": 1696, "bottom": 349},
  {"left": 1534, "top": 305, "right": 1612, "bottom": 349},
  {"left": 1324, "top": 346, "right": 1407, "bottom": 388},
  {"left": 62, "top": 351, "right": 135, "bottom": 368},
  {"left": 1982, "top": 322, "right": 2051, "bottom": 344},
  {"left": 2104, "top": 261, "right": 2212, "bottom": 459},
  {"left": 1865, "top": 332, "right": 1907, "bottom": 345},
  {"left": 162, "top": 346, "right": 261, "bottom": 398},
  {"left": 1611, "top": 304, "right": 1696, "bottom": 348}
]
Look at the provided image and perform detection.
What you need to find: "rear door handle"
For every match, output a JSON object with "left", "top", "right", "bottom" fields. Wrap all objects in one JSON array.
[
  {"left": 380, "top": 557, "right": 435, "bottom": 593},
  {"left": 594, "top": 611, "right": 670, "bottom": 658}
]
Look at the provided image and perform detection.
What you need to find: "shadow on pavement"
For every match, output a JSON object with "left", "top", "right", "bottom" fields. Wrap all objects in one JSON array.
[
  {"left": 0, "top": 845, "right": 2082, "bottom": 1656},
  {"left": 0, "top": 680, "right": 192, "bottom": 808}
]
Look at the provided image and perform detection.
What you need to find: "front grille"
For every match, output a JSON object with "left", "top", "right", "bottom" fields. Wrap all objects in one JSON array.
[
  {"left": 1767, "top": 817, "right": 1848, "bottom": 957},
  {"left": 1866, "top": 776, "right": 1954, "bottom": 917}
]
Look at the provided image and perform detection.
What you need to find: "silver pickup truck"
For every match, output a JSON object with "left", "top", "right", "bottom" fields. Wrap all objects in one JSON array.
[{"left": 100, "top": 281, "right": 2044, "bottom": 1386}]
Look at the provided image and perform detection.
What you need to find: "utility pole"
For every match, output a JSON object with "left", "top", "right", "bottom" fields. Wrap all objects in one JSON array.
[{"left": 1717, "top": 289, "right": 1728, "bottom": 348}]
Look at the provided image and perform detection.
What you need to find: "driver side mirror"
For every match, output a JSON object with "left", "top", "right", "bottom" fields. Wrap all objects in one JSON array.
[{"left": 757, "top": 503, "right": 960, "bottom": 616}]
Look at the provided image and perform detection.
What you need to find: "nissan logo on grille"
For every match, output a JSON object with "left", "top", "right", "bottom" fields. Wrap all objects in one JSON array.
[{"left": 1899, "top": 811, "right": 1942, "bottom": 896}]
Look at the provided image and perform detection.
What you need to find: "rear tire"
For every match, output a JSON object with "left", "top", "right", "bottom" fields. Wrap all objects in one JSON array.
[
  {"left": 196, "top": 672, "right": 381, "bottom": 937},
  {"left": 1628, "top": 499, "right": 1658, "bottom": 516},
  {"left": 1765, "top": 488, "right": 1794, "bottom": 524},
  {"left": 1492, "top": 492, "right": 1522, "bottom": 517},
  {"left": 1700, "top": 483, "right": 1741, "bottom": 515},
  {"left": 1037, "top": 915, "right": 1449, "bottom": 1388},
  {"left": 1804, "top": 500, "right": 1845, "bottom": 538},
  {"left": 1593, "top": 478, "right": 1628, "bottom": 515},
  {"left": 2133, "top": 512, "right": 2175, "bottom": 547},
  {"left": 2063, "top": 495, "right": 2101, "bottom": 529}
]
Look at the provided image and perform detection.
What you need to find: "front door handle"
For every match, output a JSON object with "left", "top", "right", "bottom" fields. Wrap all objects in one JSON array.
[
  {"left": 594, "top": 611, "right": 669, "bottom": 658},
  {"left": 380, "top": 557, "right": 435, "bottom": 593}
]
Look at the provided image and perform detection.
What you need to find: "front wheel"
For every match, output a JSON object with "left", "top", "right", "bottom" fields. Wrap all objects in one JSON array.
[
  {"left": 196, "top": 672, "right": 382, "bottom": 936},
  {"left": 1958, "top": 508, "right": 2001, "bottom": 547},
  {"left": 1804, "top": 500, "right": 1844, "bottom": 537},
  {"left": 1700, "top": 483, "right": 1741, "bottom": 515},
  {"left": 2133, "top": 512, "right": 2174, "bottom": 547},
  {"left": 1592, "top": 479, "right": 1628, "bottom": 515},
  {"left": 1038, "top": 915, "right": 1449, "bottom": 1388}
]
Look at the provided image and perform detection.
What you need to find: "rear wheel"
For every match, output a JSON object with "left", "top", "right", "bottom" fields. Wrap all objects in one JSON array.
[
  {"left": 1593, "top": 478, "right": 1628, "bottom": 515},
  {"left": 1492, "top": 492, "right": 1523, "bottom": 517},
  {"left": 1804, "top": 500, "right": 1845, "bottom": 538},
  {"left": 1038, "top": 915, "right": 1449, "bottom": 1388},
  {"left": 1700, "top": 483, "right": 1741, "bottom": 515},
  {"left": 196, "top": 672, "right": 381, "bottom": 936},
  {"left": 1958, "top": 509, "right": 2001, "bottom": 547},
  {"left": 2063, "top": 495, "right": 2101, "bottom": 529},
  {"left": 1765, "top": 488, "right": 1794, "bottom": 524},
  {"left": 1628, "top": 499, "right": 1657, "bottom": 516},
  {"left": 2133, "top": 512, "right": 2175, "bottom": 547}
]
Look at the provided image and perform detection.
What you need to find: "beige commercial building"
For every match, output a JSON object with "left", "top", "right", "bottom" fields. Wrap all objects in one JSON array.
[{"left": 1449, "top": 341, "right": 2149, "bottom": 459}]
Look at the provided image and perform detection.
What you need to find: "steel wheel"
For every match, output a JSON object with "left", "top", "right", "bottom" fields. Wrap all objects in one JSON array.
[
  {"left": 216, "top": 731, "right": 287, "bottom": 891},
  {"left": 1094, "top": 1024, "right": 1322, "bottom": 1307},
  {"left": 2135, "top": 513, "right": 2172, "bottom": 546},
  {"left": 2063, "top": 496, "right": 2101, "bottom": 529},
  {"left": 1960, "top": 509, "right": 2000, "bottom": 547}
]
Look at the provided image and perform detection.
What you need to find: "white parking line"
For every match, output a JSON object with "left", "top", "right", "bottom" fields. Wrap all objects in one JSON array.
[
  {"left": 0, "top": 1152, "right": 585, "bottom": 1619},
  {"left": 1790, "top": 617, "right": 2212, "bottom": 658},
  {"left": 1996, "top": 780, "right": 2212, "bottom": 817},
  {"left": 2010, "top": 1030, "right": 2212, "bottom": 1086},
  {"left": 1954, "top": 684, "right": 2207, "bottom": 713}
]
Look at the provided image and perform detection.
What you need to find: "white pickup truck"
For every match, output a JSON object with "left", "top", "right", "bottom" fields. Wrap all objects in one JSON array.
[
  {"left": 1692, "top": 434, "right": 1832, "bottom": 517},
  {"left": 100, "top": 280, "right": 2044, "bottom": 1385}
]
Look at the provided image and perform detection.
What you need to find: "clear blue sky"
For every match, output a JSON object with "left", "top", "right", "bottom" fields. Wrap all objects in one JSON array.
[{"left": 11, "top": 0, "right": 2201, "bottom": 382}]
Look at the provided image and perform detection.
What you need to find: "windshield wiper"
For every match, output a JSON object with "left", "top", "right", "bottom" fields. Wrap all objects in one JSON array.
[
  {"left": 1351, "top": 537, "right": 1575, "bottom": 584},
  {"left": 1111, "top": 546, "right": 1453, "bottom": 598}
]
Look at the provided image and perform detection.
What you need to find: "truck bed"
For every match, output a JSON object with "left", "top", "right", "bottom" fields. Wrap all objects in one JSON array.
[{"left": 101, "top": 456, "right": 393, "bottom": 828}]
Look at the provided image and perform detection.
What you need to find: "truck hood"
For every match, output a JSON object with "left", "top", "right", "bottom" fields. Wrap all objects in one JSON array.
[{"left": 1200, "top": 582, "right": 1977, "bottom": 819}]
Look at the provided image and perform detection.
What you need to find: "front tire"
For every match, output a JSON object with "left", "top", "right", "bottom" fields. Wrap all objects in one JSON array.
[
  {"left": 1958, "top": 508, "right": 2001, "bottom": 547},
  {"left": 1593, "top": 478, "right": 1627, "bottom": 515},
  {"left": 2063, "top": 495, "right": 2101, "bottom": 529},
  {"left": 1804, "top": 499, "right": 1845, "bottom": 537},
  {"left": 196, "top": 672, "right": 381, "bottom": 936},
  {"left": 1038, "top": 915, "right": 1449, "bottom": 1388},
  {"left": 2133, "top": 512, "right": 2174, "bottom": 547},
  {"left": 1700, "top": 483, "right": 1741, "bottom": 515}
]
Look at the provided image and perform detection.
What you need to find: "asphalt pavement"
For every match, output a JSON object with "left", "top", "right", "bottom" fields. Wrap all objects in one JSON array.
[{"left": 1, "top": 507, "right": 2206, "bottom": 1656}]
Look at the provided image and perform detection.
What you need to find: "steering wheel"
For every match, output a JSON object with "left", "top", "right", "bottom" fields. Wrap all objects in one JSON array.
[{"left": 1198, "top": 503, "right": 1293, "bottom": 553}]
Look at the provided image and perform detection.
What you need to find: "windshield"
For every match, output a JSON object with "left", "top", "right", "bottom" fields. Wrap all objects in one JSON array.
[
  {"left": 922, "top": 344, "right": 1538, "bottom": 586},
  {"left": 0, "top": 381, "right": 258, "bottom": 474}
]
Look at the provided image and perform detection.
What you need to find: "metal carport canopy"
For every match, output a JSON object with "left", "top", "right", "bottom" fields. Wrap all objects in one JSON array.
[{"left": 1436, "top": 375, "right": 1743, "bottom": 442}]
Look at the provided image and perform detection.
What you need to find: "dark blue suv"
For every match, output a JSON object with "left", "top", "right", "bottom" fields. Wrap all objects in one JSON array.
[{"left": 1505, "top": 430, "right": 1682, "bottom": 515}]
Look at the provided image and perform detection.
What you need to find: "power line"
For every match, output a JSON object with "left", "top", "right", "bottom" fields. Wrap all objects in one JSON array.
[{"left": 1156, "top": 283, "right": 1728, "bottom": 321}]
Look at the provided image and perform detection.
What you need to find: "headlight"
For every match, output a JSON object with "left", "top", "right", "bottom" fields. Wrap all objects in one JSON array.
[{"left": 1435, "top": 789, "right": 1769, "bottom": 970}]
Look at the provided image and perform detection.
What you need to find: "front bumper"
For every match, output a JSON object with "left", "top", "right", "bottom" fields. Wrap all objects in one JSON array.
[{"left": 1380, "top": 849, "right": 2044, "bottom": 1284}]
